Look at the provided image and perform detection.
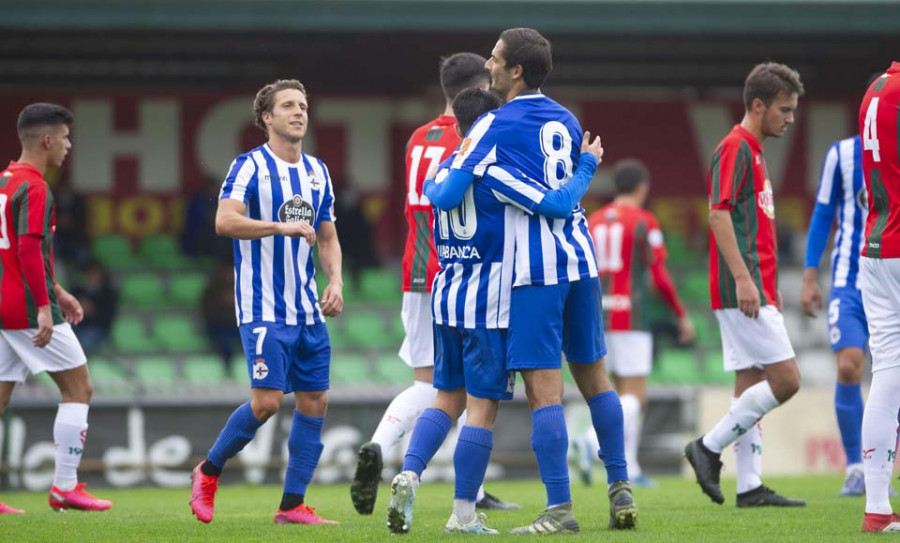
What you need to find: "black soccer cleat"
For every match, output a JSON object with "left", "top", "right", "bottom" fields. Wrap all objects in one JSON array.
[
  {"left": 736, "top": 485, "right": 806, "bottom": 508},
  {"left": 350, "top": 442, "right": 383, "bottom": 515},
  {"left": 684, "top": 438, "right": 725, "bottom": 504},
  {"left": 608, "top": 481, "right": 638, "bottom": 530},
  {"left": 475, "top": 491, "right": 520, "bottom": 511}
]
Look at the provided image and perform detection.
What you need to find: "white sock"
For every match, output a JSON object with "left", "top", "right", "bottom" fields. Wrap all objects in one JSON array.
[
  {"left": 731, "top": 397, "right": 763, "bottom": 494},
  {"left": 371, "top": 381, "right": 437, "bottom": 454},
  {"left": 702, "top": 381, "right": 778, "bottom": 454},
  {"left": 863, "top": 365, "right": 900, "bottom": 515},
  {"left": 455, "top": 410, "right": 487, "bottom": 501},
  {"left": 620, "top": 394, "right": 643, "bottom": 479},
  {"left": 53, "top": 403, "right": 89, "bottom": 491},
  {"left": 454, "top": 499, "right": 476, "bottom": 524}
]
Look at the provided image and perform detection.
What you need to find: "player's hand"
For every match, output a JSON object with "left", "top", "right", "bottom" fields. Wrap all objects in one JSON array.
[
  {"left": 677, "top": 314, "right": 696, "bottom": 344},
  {"left": 279, "top": 221, "right": 316, "bottom": 246},
  {"left": 56, "top": 289, "right": 84, "bottom": 325},
  {"left": 580, "top": 131, "right": 604, "bottom": 164},
  {"left": 33, "top": 305, "right": 53, "bottom": 348},
  {"left": 320, "top": 282, "right": 344, "bottom": 318},
  {"left": 736, "top": 276, "right": 760, "bottom": 319},
  {"left": 800, "top": 269, "right": 822, "bottom": 318}
]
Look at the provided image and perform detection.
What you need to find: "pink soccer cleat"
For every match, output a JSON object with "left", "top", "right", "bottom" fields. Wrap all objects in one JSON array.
[
  {"left": 862, "top": 512, "right": 900, "bottom": 533},
  {"left": 274, "top": 504, "right": 339, "bottom": 525},
  {"left": 190, "top": 462, "right": 218, "bottom": 523},
  {"left": 49, "top": 483, "right": 112, "bottom": 511},
  {"left": 0, "top": 501, "right": 25, "bottom": 514}
]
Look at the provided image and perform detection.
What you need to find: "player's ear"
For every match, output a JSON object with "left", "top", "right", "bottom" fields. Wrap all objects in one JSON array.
[
  {"left": 41, "top": 133, "right": 52, "bottom": 150},
  {"left": 511, "top": 64, "right": 523, "bottom": 81},
  {"left": 751, "top": 97, "right": 766, "bottom": 114}
]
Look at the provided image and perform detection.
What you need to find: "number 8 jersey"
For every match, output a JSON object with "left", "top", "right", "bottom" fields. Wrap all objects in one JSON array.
[{"left": 451, "top": 93, "right": 598, "bottom": 287}]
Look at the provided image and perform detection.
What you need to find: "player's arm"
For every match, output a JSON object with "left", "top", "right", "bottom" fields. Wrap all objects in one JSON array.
[
  {"left": 709, "top": 209, "right": 759, "bottom": 318},
  {"left": 801, "top": 144, "right": 840, "bottom": 318},
  {"left": 54, "top": 283, "right": 84, "bottom": 326},
  {"left": 316, "top": 221, "right": 344, "bottom": 318},
  {"left": 423, "top": 169, "right": 476, "bottom": 210},
  {"left": 644, "top": 222, "right": 693, "bottom": 342},
  {"left": 215, "top": 199, "right": 315, "bottom": 245},
  {"left": 13, "top": 181, "right": 53, "bottom": 347}
]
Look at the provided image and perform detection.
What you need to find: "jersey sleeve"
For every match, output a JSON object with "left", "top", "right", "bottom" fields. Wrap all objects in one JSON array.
[
  {"left": 12, "top": 179, "right": 50, "bottom": 237},
  {"left": 482, "top": 164, "right": 548, "bottom": 214},
  {"left": 643, "top": 215, "right": 686, "bottom": 317},
  {"left": 451, "top": 112, "right": 500, "bottom": 176},
  {"left": 804, "top": 143, "right": 841, "bottom": 268},
  {"left": 709, "top": 141, "right": 751, "bottom": 210},
  {"left": 644, "top": 214, "right": 668, "bottom": 266},
  {"left": 219, "top": 154, "right": 257, "bottom": 204},
  {"left": 318, "top": 160, "right": 336, "bottom": 223}
]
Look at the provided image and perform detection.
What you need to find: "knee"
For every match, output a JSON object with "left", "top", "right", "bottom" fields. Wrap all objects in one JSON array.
[
  {"left": 772, "top": 373, "right": 800, "bottom": 404},
  {"left": 836, "top": 352, "right": 863, "bottom": 384},
  {"left": 60, "top": 378, "right": 93, "bottom": 404},
  {"left": 252, "top": 396, "right": 282, "bottom": 422},
  {"left": 297, "top": 391, "right": 328, "bottom": 418}
]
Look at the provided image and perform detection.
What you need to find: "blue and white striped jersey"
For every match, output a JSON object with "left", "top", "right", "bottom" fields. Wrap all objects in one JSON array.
[
  {"left": 450, "top": 93, "right": 598, "bottom": 287},
  {"left": 808, "top": 136, "right": 866, "bottom": 289},
  {"left": 431, "top": 154, "right": 549, "bottom": 329},
  {"left": 219, "top": 143, "right": 336, "bottom": 325}
]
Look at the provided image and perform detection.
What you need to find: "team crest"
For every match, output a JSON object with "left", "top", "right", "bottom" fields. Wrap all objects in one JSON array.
[
  {"left": 458, "top": 137, "right": 472, "bottom": 157},
  {"left": 757, "top": 179, "right": 775, "bottom": 219},
  {"left": 278, "top": 194, "right": 315, "bottom": 225},
  {"left": 308, "top": 172, "right": 321, "bottom": 190},
  {"left": 252, "top": 359, "right": 269, "bottom": 380}
]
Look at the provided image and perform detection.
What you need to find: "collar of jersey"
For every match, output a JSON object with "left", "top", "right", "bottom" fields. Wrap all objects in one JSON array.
[
  {"left": 509, "top": 92, "right": 545, "bottom": 102},
  {"left": 263, "top": 143, "right": 306, "bottom": 168}
]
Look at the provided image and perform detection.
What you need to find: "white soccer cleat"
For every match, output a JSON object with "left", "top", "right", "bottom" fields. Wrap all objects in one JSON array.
[
  {"left": 445, "top": 510, "right": 499, "bottom": 534},
  {"left": 386, "top": 471, "right": 419, "bottom": 534}
]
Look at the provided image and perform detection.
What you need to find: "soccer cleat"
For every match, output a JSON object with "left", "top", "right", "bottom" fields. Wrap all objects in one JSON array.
[
  {"left": 350, "top": 441, "right": 383, "bottom": 515},
  {"left": 0, "top": 501, "right": 25, "bottom": 514},
  {"left": 862, "top": 512, "right": 900, "bottom": 533},
  {"left": 444, "top": 510, "right": 499, "bottom": 534},
  {"left": 840, "top": 468, "right": 865, "bottom": 496},
  {"left": 48, "top": 483, "right": 112, "bottom": 511},
  {"left": 386, "top": 471, "right": 418, "bottom": 534},
  {"left": 189, "top": 462, "right": 218, "bottom": 523},
  {"left": 275, "top": 504, "right": 339, "bottom": 525},
  {"left": 736, "top": 485, "right": 806, "bottom": 507},
  {"left": 608, "top": 481, "right": 638, "bottom": 530},
  {"left": 631, "top": 474, "right": 659, "bottom": 489},
  {"left": 684, "top": 438, "right": 724, "bottom": 504},
  {"left": 509, "top": 502, "right": 580, "bottom": 535},
  {"left": 476, "top": 491, "right": 521, "bottom": 510}
]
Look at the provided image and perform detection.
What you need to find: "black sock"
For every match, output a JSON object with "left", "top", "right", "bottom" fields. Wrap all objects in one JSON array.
[
  {"left": 280, "top": 492, "right": 304, "bottom": 510},
  {"left": 201, "top": 459, "right": 223, "bottom": 477}
]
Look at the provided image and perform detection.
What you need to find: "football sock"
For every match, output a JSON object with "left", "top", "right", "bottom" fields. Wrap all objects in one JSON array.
[
  {"left": 403, "top": 407, "right": 452, "bottom": 478},
  {"left": 455, "top": 410, "right": 488, "bottom": 502},
  {"left": 279, "top": 492, "right": 304, "bottom": 510},
  {"left": 53, "top": 402, "right": 89, "bottom": 491},
  {"left": 835, "top": 382, "right": 864, "bottom": 466},
  {"left": 732, "top": 398, "right": 763, "bottom": 494},
  {"left": 587, "top": 391, "right": 628, "bottom": 484},
  {"left": 863, "top": 365, "right": 900, "bottom": 515},
  {"left": 453, "top": 426, "right": 493, "bottom": 523},
  {"left": 284, "top": 411, "right": 325, "bottom": 496},
  {"left": 703, "top": 381, "right": 778, "bottom": 454},
  {"left": 620, "top": 393, "right": 643, "bottom": 479},
  {"left": 207, "top": 401, "right": 263, "bottom": 471},
  {"left": 370, "top": 380, "right": 437, "bottom": 454},
  {"left": 531, "top": 404, "right": 570, "bottom": 507}
]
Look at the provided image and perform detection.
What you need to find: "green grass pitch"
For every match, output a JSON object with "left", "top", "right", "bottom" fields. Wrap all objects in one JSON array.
[{"left": 1, "top": 474, "right": 888, "bottom": 542}]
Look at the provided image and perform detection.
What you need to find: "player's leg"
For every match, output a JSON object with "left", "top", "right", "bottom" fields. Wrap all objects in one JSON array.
[
  {"left": 616, "top": 375, "right": 651, "bottom": 485},
  {"left": 731, "top": 369, "right": 765, "bottom": 502},
  {"left": 0, "top": 372, "right": 24, "bottom": 515}
]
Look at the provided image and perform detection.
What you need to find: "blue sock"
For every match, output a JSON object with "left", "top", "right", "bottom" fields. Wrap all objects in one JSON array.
[
  {"left": 531, "top": 404, "right": 570, "bottom": 507},
  {"left": 835, "top": 382, "right": 864, "bottom": 465},
  {"left": 207, "top": 401, "right": 263, "bottom": 469},
  {"left": 454, "top": 426, "right": 493, "bottom": 501},
  {"left": 587, "top": 391, "right": 628, "bottom": 484},
  {"left": 403, "top": 408, "right": 452, "bottom": 478},
  {"left": 284, "top": 411, "right": 325, "bottom": 496}
]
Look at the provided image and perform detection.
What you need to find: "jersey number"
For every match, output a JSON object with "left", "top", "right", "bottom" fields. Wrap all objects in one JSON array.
[
  {"left": 540, "top": 121, "right": 574, "bottom": 189},
  {"left": 863, "top": 98, "right": 881, "bottom": 163},
  {"left": 593, "top": 223, "right": 624, "bottom": 273},
  {"left": 0, "top": 194, "right": 9, "bottom": 250},
  {"left": 436, "top": 188, "right": 478, "bottom": 241},
  {"left": 408, "top": 145, "right": 446, "bottom": 206},
  {"left": 252, "top": 326, "right": 267, "bottom": 356}
]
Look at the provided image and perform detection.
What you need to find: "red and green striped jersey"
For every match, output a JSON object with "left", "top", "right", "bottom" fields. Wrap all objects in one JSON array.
[
  {"left": 402, "top": 115, "right": 460, "bottom": 292},
  {"left": 860, "top": 62, "right": 900, "bottom": 259},
  {"left": 707, "top": 125, "right": 779, "bottom": 310},
  {"left": 0, "top": 161, "right": 62, "bottom": 330}
]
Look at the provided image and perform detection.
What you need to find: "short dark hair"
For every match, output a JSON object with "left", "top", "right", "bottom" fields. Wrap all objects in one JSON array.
[
  {"left": 613, "top": 159, "right": 650, "bottom": 196},
  {"left": 17, "top": 103, "right": 73, "bottom": 141},
  {"left": 452, "top": 88, "right": 503, "bottom": 134},
  {"left": 440, "top": 53, "right": 489, "bottom": 102},
  {"left": 253, "top": 79, "right": 306, "bottom": 132},
  {"left": 743, "top": 62, "right": 804, "bottom": 111},
  {"left": 499, "top": 28, "right": 552, "bottom": 89}
]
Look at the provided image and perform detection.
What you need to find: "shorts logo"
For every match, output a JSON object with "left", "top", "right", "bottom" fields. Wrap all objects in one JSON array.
[
  {"left": 506, "top": 371, "right": 516, "bottom": 394},
  {"left": 829, "top": 326, "right": 841, "bottom": 345},
  {"left": 278, "top": 195, "right": 315, "bottom": 226},
  {"left": 253, "top": 359, "right": 269, "bottom": 380}
]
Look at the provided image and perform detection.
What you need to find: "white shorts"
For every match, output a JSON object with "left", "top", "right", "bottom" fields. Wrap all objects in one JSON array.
[
  {"left": 605, "top": 331, "right": 653, "bottom": 377},
  {"left": 715, "top": 306, "right": 795, "bottom": 372},
  {"left": 859, "top": 257, "right": 900, "bottom": 373},
  {"left": 398, "top": 292, "right": 434, "bottom": 369},
  {"left": 0, "top": 323, "right": 87, "bottom": 382}
]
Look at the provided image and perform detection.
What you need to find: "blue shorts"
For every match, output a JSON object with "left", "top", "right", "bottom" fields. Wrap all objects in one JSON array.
[
  {"left": 433, "top": 325, "right": 515, "bottom": 400},
  {"left": 238, "top": 322, "right": 330, "bottom": 393},
  {"left": 827, "top": 287, "right": 869, "bottom": 352},
  {"left": 508, "top": 278, "right": 608, "bottom": 370}
]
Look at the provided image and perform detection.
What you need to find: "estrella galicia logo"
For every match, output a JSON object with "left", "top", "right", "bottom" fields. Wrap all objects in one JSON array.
[{"left": 278, "top": 194, "right": 315, "bottom": 225}]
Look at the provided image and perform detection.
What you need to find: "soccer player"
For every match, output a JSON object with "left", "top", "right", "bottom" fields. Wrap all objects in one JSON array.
[
  {"left": 857, "top": 62, "right": 900, "bottom": 533},
  {"left": 0, "top": 103, "right": 112, "bottom": 514},
  {"left": 580, "top": 159, "right": 695, "bottom": 488},
  {"left": 431, "top": 28, "right": 637, "bottom": 533},
  {"left": 684, "top": 63, "right": 806, "bottom": 508},
  {"left": 350, "top": 52, "right": 516, "bottom": 515},
  {"left": 386, "top": 88, "right": 603, "bottom": 535},
  {"left": 189, "top": 80, "right": 344, "bottom": 525}
]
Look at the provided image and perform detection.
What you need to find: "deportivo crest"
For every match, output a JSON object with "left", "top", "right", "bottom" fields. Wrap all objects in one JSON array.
[
  {"left": 252, "top": 358, "right": 269, "bottom": 380},
  {"left": 278, "top": 195, "right": 315, "bottom": 225},
  {"left": 308, "top": 172, "right": 321, "bottom": 190},
  {"left": 758, "top": 179, "right": 775, "bottom": 219}
]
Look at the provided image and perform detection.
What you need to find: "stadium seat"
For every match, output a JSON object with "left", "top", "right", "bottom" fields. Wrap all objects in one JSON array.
[
  {"left": 153, "top": 315, "right": 209, "bottom": 352},
  {"left": 344, "top": 311, "right": 395, "bottom": 349},
  {"left": 331, "top": 353, "right": 372, "bottom": 385},
  {"left": 654, "top": 348, "right": 700, "bottom": 384},
  {"left": 183, "top": 354, "right": 227, "bottom": 384},
  {"left": 87, "top": 356, "right": 131, "bottom": 392},
  {"left": 373, "top": 352, "right": 408, "bottom": 385},
  {"left": 693, "top": 315, "right": 721, "bottom": 347},
  {"left": 170, "top": 272, "right": 207, "bottom": 307},
  {"left": 120, "top": 274, "right": 167, "bottom": 309},
  {"left": 112, "top": 316, "right": 160, "bottom": 353},
  {"left": 359, "top": 269, "right": 401, "bottom": 304},
  {"left": 133, "top": 356, "right": 178, "bottom": 385},
  {"left": 702, "top": 351, "right": 732, "bottom": 385},
  {"left": 139, "top": 234, "right": 188, "bottom": 270},
  {"left": 92, "top": 234, "right": 140, "bottom": 271},
  {"left": 230, "top": 353, "right": 248, "bottom": 382},
  {"left": 683, "top": 271, "right": 711, "bottom": 306}
]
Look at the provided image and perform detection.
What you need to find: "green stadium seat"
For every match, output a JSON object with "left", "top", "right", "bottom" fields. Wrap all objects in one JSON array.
[
  {"left": 153, "top": 315, "right": 209, "bottom": 352},
  {"left": 654, "top": 348, "right": 700, "bottom": 384},
  {"left": 92, "top": 235, "right": 139, "bottom": 270},
  {"left": 230, "top": 353, "right": 249, "bottom": 381},
  {"left": 120, "top": 274, "right": 168, "bottom": 309},
  {"left": 694, "top": 315, "right": 721, "bottom": 347},
  {"left": 373, "top": 353, "right": 408, "bottom": 385},
  {"left": 183, "top": 354, "right": 227, "bottom": 384},
  {"left": 139, "top": 234, "right": 189, "bottom": 270},
  {"left": 331, "top": 353, "right": 372, "bottom": 385},
  {"left": 112, "top": 316, "right": 160, "bottom": 353},
  {"left": 170, "top": 272, "right": 207, "bottom": 307},
  {"left": 344, "top": 311, "right": 396, "bottom": 349},
  {"left": 133, "top": 356, "right": 178, "bottom": 385},
  {"left": 359, "top": 269, "right": 400, "bottom": 304},
  {"left": 702, "top": 351, "right": 732, "bottom": 384},
  {"left": 87, "top": 356, "right": 131, "bottom": 391},
  {"left": 683, "top": 271, "right": 711, "bottom": 306}
]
